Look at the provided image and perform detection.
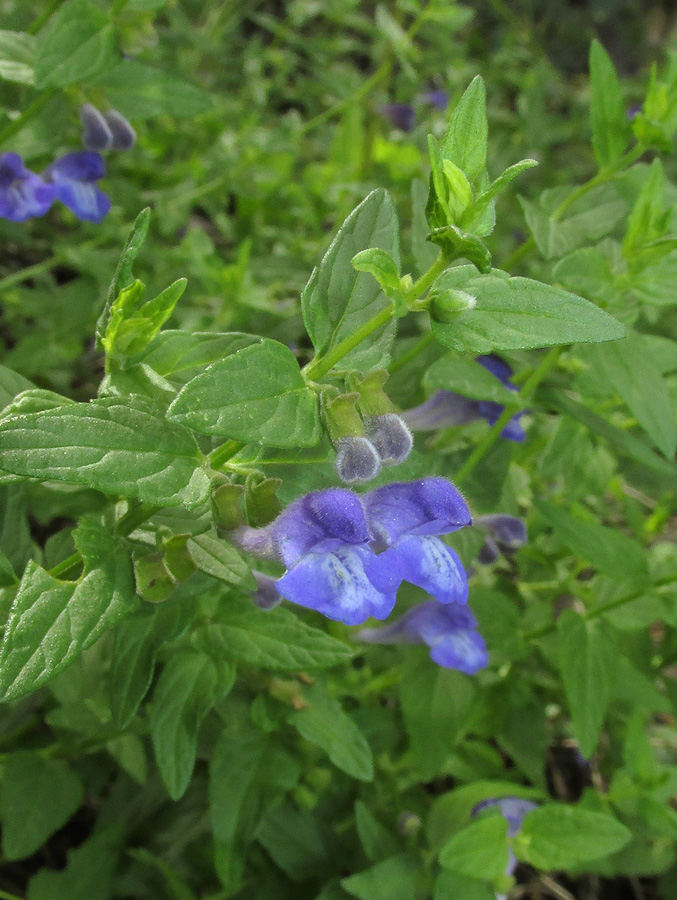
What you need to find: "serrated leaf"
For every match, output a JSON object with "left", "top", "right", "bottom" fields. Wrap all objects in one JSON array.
[
  {"left": 0, "top": 521, "right": 138, "bottom": 701},
  {"left": 167, "top": 339, "right": 320, "bottom": 447},
  {"left": 149, "top": 650, "right": 224, "bottom": 800},
  {"left": 203, "top": 596, "right": 353, "bottom": 671},
  {"left": 582, "top": 332, "right": 677, "bottom": 459},
  {"left": 302, "top": 189, "right": 400, "bottom": 371},
  {"left": 439, "top": 813, "right": 509, "bottom": 882},
  {"left": 589, "top": 41, "right": 632, "bottom": 167},
  {"left": 0, "top": 396, "right": 210, "bottom": 508},
  {"left": 516, "top": 804, "right": 632, "bottom": 869},
  {"left": 0, "top": 753, "right": 84, "bottom": 860},
  {"left": 536, "top": 501, "right": 649, "bottom": 585},
  {"left": 289, "top": 683, "right": 373, "bottom": 781},
  {"left": 187, "top": 531, "right": 254, "bottom": 588},
  {"left": 556, "top": 611, "right": 616, "bottom": 757},
  {"left": 0, "top": 365, "right": 34, "bottom": 412},
  {"left": 140, "top": 330, "right": 259, "bottom": 377},
  {"left": 430, "top": 266, "right": 625, "bottom": 351},
  {"left": 35, "top": 0, "right": 117, "bottom": 88},
  {"left": 441, "top": 76, "right": 487, "bottom": 185}
]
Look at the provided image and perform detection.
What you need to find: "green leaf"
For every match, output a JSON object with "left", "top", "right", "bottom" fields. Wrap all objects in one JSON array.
[
  {"left": 96, "top": 208, "right": 151, "bottom": 347},
  {"left": 141, "top": 330, "right": 260, "bottom": 377},
  {"left": 0, "top": 30, "right": 37, "bottom": 85},
  {"left": 556, "top": 611, "right": 617, "bottom": 758},
  {"left": 516, "top": 804, "right": 632, "bottom": 869},
  {"left": 589, "top": 41, "right": 631, "bottom": 166},
  {"left": 355, "top": 801, "right": 399, "bottom": 863},
  {"left": 302, "top": 189, "right": 400, "bottom": 371},
  {"left": 102, "top": 278, "right": 187, "bottom": 358},
  {"left": 149, "top": 650, "right": 224, "bottom": 800},
  {"left": 203, "top": 596, "right": 352, "bottom": 671},
  {"left": 441, "top": 76, "right": 488, "bottom": 185},
  {"left": 0, "top": 396, "right": 210, "bottom": 508},
  {"left": 439, "top": 813, "right": 509, "bottom": 882},
  {"left": 426, "top": 225, "right": 492, "bottom": 274},
  {"left": 0, "top": 521, "right": 138, "bottom": 701},
  {"left": 351, "top": 248, "right": 400, "bottom": 293},
  {"left": 434, "top": 871, "right": 494, "bottom": 900},
  {"left": 0, "top": 364, "right": 33, "bottom": 412},
  {"left": 581, "top": 332, "right": 677, "bottom": 459},
  {"left": 27, "top": 828, "right": 121, "bottom": 900},
  {"left": 256, "top": 803, "right": 328, "bottom": 881},
  {"left": 400, "top": 653, "right": 476, "bottom": 780},
  {"left": 341, "top": 854, "right": 429, "bottom": 900},
  {"left": 289, "top": 682, "right": 373, "bottom": 781},
  {"left": 0, "top": 752, "right": 84, "bottom": 860},
  {"left": 467, "top": 159, "right": 538, "bottom": 221},
  {"left": 424, "top": 352, "right": 516, "bottom": 403},
  {"left": 536, "top": 501, "right": 649, "bottom": 586},
  {"left": 34, "top": 0, "right": 117, "bottom": 88},
  {"left": 109, "top": 611, "right": 157, "bottom": 729},
  {"left": 167, "top": 339, "right": 320, "bottom": 447},
  {"left": 622, "top": 159, "right": 667, "bottom": 260},
  {"left": 92, "top": 59, "right": 212, "bottom": 118},
  {"left": 430, "top": 267, "right": 625, "bottom": 351},
  {"left": 186, "top": 531, "right": 254, "bottom": 588}
]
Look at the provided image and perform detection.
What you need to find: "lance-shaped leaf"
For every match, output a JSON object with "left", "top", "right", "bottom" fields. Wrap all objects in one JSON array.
[
  {"left": 430, "top": 266, "right": 625, "bottom": 351},
  {"left": 34, "top": 0, "right": 117, "bottom": 89},
  {"left": 302, "top": 189, "right": 400, "bottom": 371},
  {"left": 589, "top": 41, "right": 631, "bottom": 167},
  {"left": 0, "top": 395, "right": 210, "bottom": 508},
  {"left": 167, "top": 339, "right": 320, "bottom": 447},
  {"left": 0, "top": 520, "right": 138, "bottom": 701}
]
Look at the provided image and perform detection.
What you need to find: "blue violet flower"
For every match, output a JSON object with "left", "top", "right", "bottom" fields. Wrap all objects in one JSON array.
[
  {"left": 357, "top": 600, "right": 488, "bottom": 673},
  {"left": 0, "top": 153, "right": 54, "bottom": 222},
  {"left": 43, "top": 152, "right": 111, "bottom": 223}
]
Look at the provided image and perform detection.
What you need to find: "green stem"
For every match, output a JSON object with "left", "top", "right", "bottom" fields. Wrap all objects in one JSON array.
[
  {"left": 503, "top": 143, "right": 647, "bottom": 270},
  {"left": 302, "top": 306, "right": 394, "bottom": 381},
  {"left": 389, "top": 331, "right": 434, "bottom": 375},
  {"left": 0, "top": 888, "right": 24, "bottom": 900},
  {"left": 0, "top": 256, "right": 61, "bottom": 295},
  {"left": 0, "top": 90, "right": 57, "bottom": 147},
  {"left": 454, "top": 346, "right": 563, "bottom": 486},
  {"left": 522, "top": 574, "right": 677, "bottom": 641},
  {"left": 209, "top": 439, "right": 245, "bottom": 471},
  {"left": 28, "top": 0, "right": 66, "bottom": 33}
]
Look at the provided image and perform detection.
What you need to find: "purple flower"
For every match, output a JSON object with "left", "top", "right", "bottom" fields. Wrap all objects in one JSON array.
[
  {"left": 0, "top": 153, "right": 54, "bottom": 222},
  {"left": 43, "top": 152, "right": 110, "bottom": 223},
  {"left": 79, "top": 104, "right": 113, "bottom": 152},
  {"left": 237, "top": 478, "right": 471, "bottom": 626},
  {"left": 475, "top": 513, "right": 527, "bottom": 564},
  {"left": 473, "top": 796, "right": 538, "bottom": 891},
  {"left": 376, "top": 102, "right": 415, "bottom": 132},
  {"left": 357, "top": 600, "right": 488, "bottom": 673},
  {"left": 103, "top": 109, "right": 136, "bottom": 151},
  {"left": 365, "top": 414, "right": 413, "bottom": 466},
  {"left": 335, "top": 436, "right": 381, "bottom": 484},
  {"left": 419, "top": 88, "right": 448, "bottom": 110},
  {"left": 402, "top": 354, "right": 526, "bottom": 442}
]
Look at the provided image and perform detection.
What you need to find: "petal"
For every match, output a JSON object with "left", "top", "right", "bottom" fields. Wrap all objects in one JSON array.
[
  {"left": 402, "top": 391, "right": 480, "bottom": 431},
  {"left": 476, "top": 353, "right": 515, "bottom": 387},
  {"left": 364, "top": 478, "right": 471, "bottom": 544},
  {"left": 500, "top": 413, "right": 526, "bottom": 442},
  {"left": 366, "top": 414, "right": 413, "bottom": 465},
  {"left": 0, "top": 152, "right": 25, "bottom": 187},
  {"left": 335, "top": 436, "right": 381, "bottom": 484},
  {"left": 46, "top": 151, "right": 106, "bottom": 183},
  {"left": 52, "top": 181, "right": 110, "bottom": 223},
  {"left": 476, "top": 514, "right": 527, "bottom": 549},
  {"left": 428, "top": 628, "right": 488, "bottom": 673},
  {"left": 272, "top": 488, "right": 370, "bottom": 567},
  {"left": 382, "top": 535, "right": 468, "bottom": 604},
  {"left": 276, "top": 545, "right": 397, "bottom": 625},
  {"left": 0, "top": 176, "right": 54, "bottom": 222},
  {"left": 496, "top": 799, "right": 538, "bottom": 836}
]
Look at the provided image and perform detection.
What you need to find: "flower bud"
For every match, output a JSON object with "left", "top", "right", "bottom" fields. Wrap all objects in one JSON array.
[
  {"left": 366, "top": 413, "right": 413, "bottom": 466},
  {"left": 429, "top": 288, "right": 476, "bottom": 324},
  {"left": 79, "top": 103, "right": 113, "bottom": 152},
  {"left": 334, "top": 436, "right": 381, "bottom": 484},
  {"left": 476, "top": 514, "right": 527, "bottom": 550},
  {"left": 103, "top": 109, "right": 136, "bottom": 151}
]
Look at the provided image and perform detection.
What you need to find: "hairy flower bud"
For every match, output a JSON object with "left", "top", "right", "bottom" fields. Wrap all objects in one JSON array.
[
  {"left": 334, "top": 436, "right": 381, "bottom": 484},
  {"left": 79, "top": 103, "right": 113, "bottom": 151},
  {"left": 366, "top": 413, "right": 413, "bottom": 466},
  {"left": 103, "top": 109, "right": 137, "bottom": 151}
]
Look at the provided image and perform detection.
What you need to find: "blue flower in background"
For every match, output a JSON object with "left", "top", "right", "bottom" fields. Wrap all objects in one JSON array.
[
  {"left": 236, "top": 478, "right": 472, "bottom": 626},
  {"left": 364, "top": 478, "right": 470, "bottom": 605},
  {"left": 357, "top": 600, "right": 488, "bottom": 673},
  {"left": 402, "top": 353, "right": 526, "bottom": 442},
  {"left": 475, "top": 513, "right": 528, "bottom": 564},
  {"left": 419, "top": 88, "right": 448, "bottom": 110},
  {"left": 43, "top": 152, "right": 111, "bottom": 223},
  {"left": 0, "top": 153, "right": 54, "bottom": 222},
  {"left": 376, "top": 102, "right": 415, "bottom": 132},
  {"left": 473, "top": 797, "right": 538, "bottom": 898}
]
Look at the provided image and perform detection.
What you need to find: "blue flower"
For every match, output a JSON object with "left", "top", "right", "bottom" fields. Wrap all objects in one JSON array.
[
  {"left": 376, "top": 102, "right": 415, "bottom": 132},
  {"left": 402, "top": 354, "right": 526, "bottom": 442},
  {"left": 43, "top": 152, "right": 111, "bottom": 223},
  {"left": 357, "top": 600, "right": 488, "bottom": 673},
  {"left": 475, "top": 513, "right": 527, "bottom": 564},
  {"left": 419, "top": 88, "right": 448, "bottom": 110},
  {"left": 237, "top": 478, "right": 472, "bottom": 626},
  {"left": 0, "top": 153, "right": 54, "bottom": 222},
  {"left": 473, "top": 796, "right": 538, "bottom": 895}
]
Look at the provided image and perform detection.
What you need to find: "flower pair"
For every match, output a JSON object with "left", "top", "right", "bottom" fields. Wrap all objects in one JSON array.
[
  {"left": 403, "top": 354, "right": 527, "bottom": 442},
  {"left": 0, "top": 151, "right": 109, "bottom": 224}
]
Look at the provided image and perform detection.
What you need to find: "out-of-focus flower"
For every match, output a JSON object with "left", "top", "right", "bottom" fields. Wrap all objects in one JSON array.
[
  {"left": 475, "top": 513, "right": 527, "bottom": 564},
  {"left": 0, "top": 153, "right": 54, "bottom": 222},
  {"left": 357, "top": 599, "right": 488, "bottom": 673},
  {"left": 419, "top": 88, "right": 448, "bottom": 110},
  {"left": 79, "top": 104, "right": 113, "bottom": 152},
  {"left": 103, "top": 109, "right": 136, "bottom": 151},
  {"left": 376, "top": 102, "right": 415, "bottom": 132},
  {"left": 43, "top": 152, "right": 111, "bottom": 223},
  {"left": 402, "top": 354, "right": 526, "bottom": 442},
  {"left": 472, "top": 797, "right": 538, "bottom": 899}
]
